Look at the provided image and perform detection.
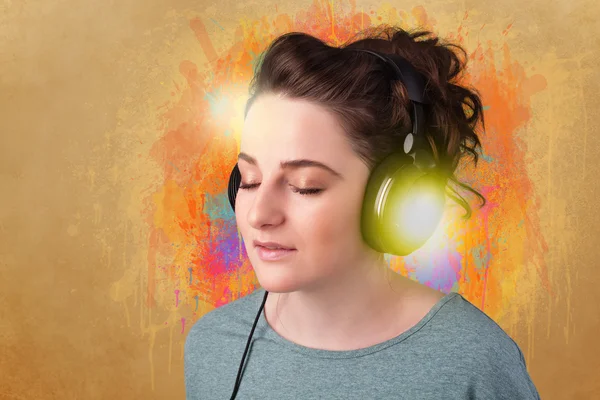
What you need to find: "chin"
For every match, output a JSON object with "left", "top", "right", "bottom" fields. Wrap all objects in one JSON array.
[{"left": 253, "top": 265, "right": 302, "bottom": 294}]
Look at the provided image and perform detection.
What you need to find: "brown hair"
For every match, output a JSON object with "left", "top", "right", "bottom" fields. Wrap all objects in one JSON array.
[{"left": 244, "top": 25, "right": 486, "bottom": 219}]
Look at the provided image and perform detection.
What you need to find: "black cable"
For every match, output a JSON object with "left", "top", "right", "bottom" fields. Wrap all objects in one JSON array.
[{"left": 229, "top": 290, "right": 269, "bottom": 399}]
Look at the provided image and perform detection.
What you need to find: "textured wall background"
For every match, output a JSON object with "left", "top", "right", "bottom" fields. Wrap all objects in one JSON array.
[{"left": 1, "top": 0, "right": 599, "bottom": 399}]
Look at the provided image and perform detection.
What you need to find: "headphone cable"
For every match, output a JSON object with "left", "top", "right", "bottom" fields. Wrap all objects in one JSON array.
[{"left": 229, "top": 290, "right": 269, "bottom": 399}]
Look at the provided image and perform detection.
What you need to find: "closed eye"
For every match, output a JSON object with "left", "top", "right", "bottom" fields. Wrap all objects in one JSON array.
[{"left": 238, "top": 183, "right": 323, "bottom": 196}]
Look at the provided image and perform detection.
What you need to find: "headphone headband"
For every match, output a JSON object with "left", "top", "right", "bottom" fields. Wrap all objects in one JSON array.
[
  {"left": 347, "top": 48, "right": 431, "bottom": 156},
  {"left": 347, "top": 48, "right": 431, "bottom": 105}
]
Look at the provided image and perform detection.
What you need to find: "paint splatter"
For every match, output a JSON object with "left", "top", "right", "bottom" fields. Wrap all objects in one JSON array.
[{"left": 139, "top": 0, "right": 549, "bottom": 347}]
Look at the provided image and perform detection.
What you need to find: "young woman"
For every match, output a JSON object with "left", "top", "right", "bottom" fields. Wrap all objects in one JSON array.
[{"left": 185, "top": 26, "right": 541, "bottom": 399}]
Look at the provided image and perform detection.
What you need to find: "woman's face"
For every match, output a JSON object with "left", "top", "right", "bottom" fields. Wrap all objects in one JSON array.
[{"left": 235, "top": 93, "right": 379, "bottom": 293}]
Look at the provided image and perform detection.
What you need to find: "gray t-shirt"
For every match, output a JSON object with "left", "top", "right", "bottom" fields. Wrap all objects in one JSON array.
[{"left": 184, "top": 287, "right": 541, "bottom": 399}]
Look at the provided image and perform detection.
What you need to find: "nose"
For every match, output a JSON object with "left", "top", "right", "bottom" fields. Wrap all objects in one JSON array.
[{"left": 245, "top": 182, "right": 285, "bottom": 229}]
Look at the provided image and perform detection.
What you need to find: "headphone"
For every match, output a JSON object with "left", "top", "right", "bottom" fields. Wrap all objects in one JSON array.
[{"left": 225, "top": 48, "right": 446, "bottom": 399}]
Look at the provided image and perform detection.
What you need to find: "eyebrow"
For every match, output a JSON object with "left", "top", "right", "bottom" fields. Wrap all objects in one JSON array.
[{"left": 237, "top": 152, "right": 343, "bottom": 179}]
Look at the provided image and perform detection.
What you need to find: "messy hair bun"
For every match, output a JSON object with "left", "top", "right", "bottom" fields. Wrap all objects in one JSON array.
[{"left": 245, "top": 25, "right": 486, "bottom": 219}]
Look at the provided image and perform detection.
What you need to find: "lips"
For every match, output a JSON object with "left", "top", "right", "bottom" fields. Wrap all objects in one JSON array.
[
  {"left": 254, "top": 240, "right": 297, "bottom": 262},
  {"left": 253, "top": 240, "right": 295, "bottom": 250}
]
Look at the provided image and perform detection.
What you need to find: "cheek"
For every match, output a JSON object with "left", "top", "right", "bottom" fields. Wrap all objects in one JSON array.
[{"left": 296, "top": 192, "right": 364, "bottom": 250}]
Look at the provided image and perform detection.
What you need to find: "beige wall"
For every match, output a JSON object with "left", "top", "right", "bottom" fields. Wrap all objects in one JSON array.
[{"left": 1, "top": 0, "right": 599, "bottom": 399}]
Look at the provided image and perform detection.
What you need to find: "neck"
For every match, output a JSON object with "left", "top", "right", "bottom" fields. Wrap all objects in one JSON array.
[{"left": 263, "top": 253, "right": 411, "bottom": 351}]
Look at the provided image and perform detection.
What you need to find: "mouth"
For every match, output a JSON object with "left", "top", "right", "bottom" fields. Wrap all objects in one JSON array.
[
  {"left": 253, "top": 240, "right": 297, "bottom": 261},
  {"left": 253, "top": 240, "right": 296, "bottom": 251}
]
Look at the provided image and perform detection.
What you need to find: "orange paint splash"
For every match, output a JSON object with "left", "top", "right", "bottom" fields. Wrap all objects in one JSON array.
[{"left": 138, "top": 0, "right": 550, "bottom": 337}]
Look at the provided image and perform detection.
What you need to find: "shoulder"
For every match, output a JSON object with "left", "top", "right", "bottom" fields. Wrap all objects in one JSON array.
[
  {"left": 425, "top": 293, "right": 540, "bottom": 399},
  {"left": 185, "top": 287, "right": 265, "bottom": 355},
  {"left": 183, "top": 289, "right": 265, "bottom": 399},
  {"left": 429, "top": 293, "right": 525, "bottom": 363},
  {"left": 184, "top": 288, "right": 266, "bottom": 396}
]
